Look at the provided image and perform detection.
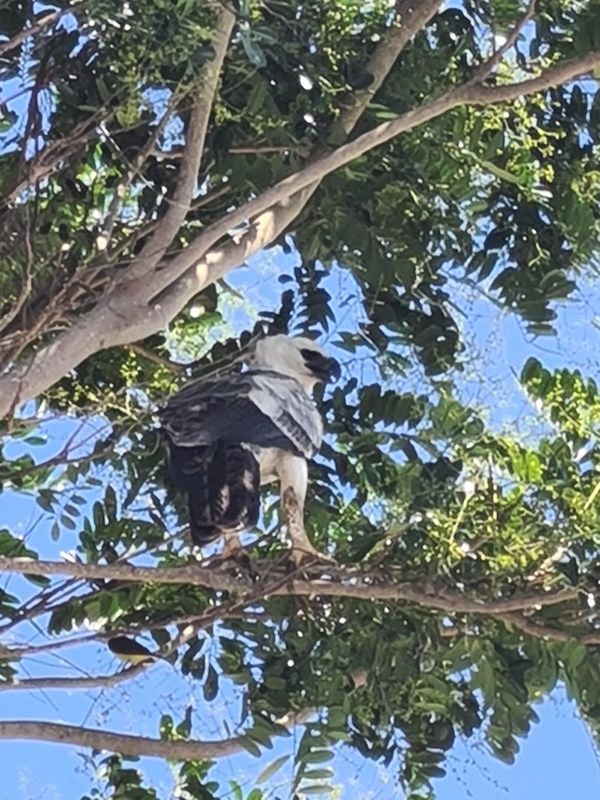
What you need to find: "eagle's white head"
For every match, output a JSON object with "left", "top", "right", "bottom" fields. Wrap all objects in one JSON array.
[{"left": 251, "top": 334, "right": 341, "bottom": 392}]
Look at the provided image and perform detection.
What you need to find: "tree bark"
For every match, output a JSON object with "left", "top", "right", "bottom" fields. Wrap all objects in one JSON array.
[
  {"left": 0, "top": 555, "right": 578, "bottom": 615},
  {"left": 0, "top": 720, "right": 251, "bottom": 760}
]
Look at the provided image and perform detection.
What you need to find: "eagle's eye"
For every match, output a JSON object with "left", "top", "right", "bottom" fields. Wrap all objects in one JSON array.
[{"left": 300, "top": 349, "right": 341, "bottom": 382}]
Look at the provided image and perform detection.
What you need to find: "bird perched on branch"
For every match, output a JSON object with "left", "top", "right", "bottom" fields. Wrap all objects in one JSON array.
[
  {"left": 160, "top": 334, "right": 340, "bottom": 565},
  {"left": 107, "top": 636, "right": 169, "bottom": 665}
]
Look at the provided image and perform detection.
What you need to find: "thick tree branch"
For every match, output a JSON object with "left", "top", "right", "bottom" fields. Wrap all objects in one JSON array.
[
  {"left": 330, "top": 0, "right": 444, "bottom": 139},
  {"left": 0, "top": 721, "right": 250, "bottom": 760},
  {"left": 0, "top": 706, "right": 315, "bottom": 759},
  {"left": 0, "top": 556, "right": 578, "bottom": 615},
  {"left": 151, "top": 1, "right": 446, "bottom": 313},
  {"left": 126, "top": 3, "right": 235, "bottom": 277},
  {"left": 0, "top": 0, "right": 433, "bottom": 416},
  {"left": 0, "top": 46, "right": 597, "bottom": 417},
  {"left": 144, "top": 50, "right": 600, "bottom": 301},
  {"left": 464, "top": 53, "right": 600, "bottom": 103},
  {"left": 141, "top": 4, "right": 453, "bottom": 302},
  {"left": 138, "top": 0, "right": 444, "bottom": 312},
  {"left": 154, "top": 186, "right": 318, "bottom": 317}
]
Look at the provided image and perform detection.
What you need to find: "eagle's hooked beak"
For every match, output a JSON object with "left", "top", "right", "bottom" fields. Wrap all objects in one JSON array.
[
  {"left": 301, "top": 349, "right": 341, "bottom": 383},
  {"left": 324, "top": 356, "right": 341, "bottom": 382}
]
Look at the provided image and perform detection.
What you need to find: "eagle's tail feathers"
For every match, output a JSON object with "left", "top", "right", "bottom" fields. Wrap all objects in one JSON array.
[{"left": 189, "top": 443, "right": 260, "bottom": 547}]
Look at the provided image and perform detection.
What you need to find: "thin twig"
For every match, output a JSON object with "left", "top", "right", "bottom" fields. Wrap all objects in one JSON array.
[
  {"left": 0, "top": 8, "right": 72, "bottom": 57},
  {"left": 469, "top": 0, "right": 537, "bottom": 84},
  {"left": 100, "top": 91, "right": 183, "bottom": 243},
  {"left": 128, "top": 343, "right": 184, "bottom": 373}
]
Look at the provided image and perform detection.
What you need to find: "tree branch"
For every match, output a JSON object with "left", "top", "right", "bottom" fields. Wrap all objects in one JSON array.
[
  {"left": 0, "top": 556, "right": 578, "bottom": 615},
  {"left": 0, "top": 9, "right": 69, "bottom": 57},
  {"left": 128, "top": 342, "right": 185, "bottom": 373},
  {"left": 99, "top": 92, "right": 182, "bottom": 245},
  {"left": 497, "top": 611, "right": 600, "bottom": 646},
  {"left": 330, "top": 0, "right": 444, "bottom": 139},
  {"left": 125, "top": 2, "right": 235, "bottom": 278},
  {"left": 150, "top": 1, "right": 447, "bottom": 313},
  {"left": 143, "top": 50, "right": 600, "bottom": 301},
  {"left": 0, "top": 721, "right": 249, "bottom": 760},
  {"left": 464, "top": 52, "right": 600, "bottom": 103},
  {"left": 0, "top": 44, "right": 597, "bottom": 417},
  {"left": 0, "top": 238, "right": 32, "bottom": 336},
  {"left": 0, "top": 567, "right": 298, "bottom": 693},
  {"left": 0, "top": 0, "right": 434, "bottom": 416},
  {"left": 2, "top": 117, "right": 101, "bottom": 207},
  {"left": 469, "top": 0, "right": 536, "bottom": 84},
  {"left": 142, "top": 0, "right": 444, "bottom": 313},
  {"left": 154, "top": 185, "right": 317, "bottom": 317},
  {"left": 0, "top": 666, "right": 147, "bottom": 693},
  {"left": 140, "top": 3, "right": 451, "bottom": 302},
  {"left": 0, "top": 704, "right": 316, "bottom": 759}
]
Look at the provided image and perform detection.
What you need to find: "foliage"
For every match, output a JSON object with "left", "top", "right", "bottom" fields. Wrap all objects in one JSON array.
[{"left": 1, "top": 0, "right": 600, "bottom": 798}]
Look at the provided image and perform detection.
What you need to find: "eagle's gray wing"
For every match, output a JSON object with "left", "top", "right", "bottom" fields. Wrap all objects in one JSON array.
[
  {"left": 247, "top": 370, "right": 323, "bottom": 457},
  {"left": 160, "top": 369, "right": 322, "bottom": 458}
]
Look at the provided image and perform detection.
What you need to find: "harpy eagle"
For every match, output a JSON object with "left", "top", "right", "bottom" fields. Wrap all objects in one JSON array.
[{"left": 160, "top": 335, "right": 340, "bottom": 564}]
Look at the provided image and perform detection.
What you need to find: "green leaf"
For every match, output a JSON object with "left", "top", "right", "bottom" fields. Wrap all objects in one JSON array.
[
  {"left": 105, "top": 486, "right": 118, "bottom": 523},
  {"left": 238, "top": 735, "right": 261, "bottom": 758},
  {"left": 257, "top": 754, "right": 290, "bottom": 784},
  {"left": 227, "top": 781, "right": 243, "bottom": 800},
  {"left": 304, "top": 750, "right": 333, "bottom": 764},
  {"left": 245, "top": 81, "right": 269, "bottom": 115},
  {"left": 520, "top": 357, "right": 541, "bottom": 385},
  {"left": 240, "top": 32, "right": 266, "bottom": 67},
  {"left": 203, "top": 664, "right": 219, "bottom": 702},
  {"left": 36, "top": 491, "right": 54, "bottom": 513},
  {"left": 302, "top": 770, "right": 334, "bottom": 780},
  {"left": 0, "top": 108, "right": 17, "bottom": 132},
  {"left": 175, "top": 705, "right": 193, "bottom": 738},
  {"left": 60, "top": 515, "right": 77, "bottom": 530},
  {"left": 24, "top": 436, "right": 47, "bottom": 446},
  {"left": 93, "top": 501, "right": 105, "bottom": 530}
]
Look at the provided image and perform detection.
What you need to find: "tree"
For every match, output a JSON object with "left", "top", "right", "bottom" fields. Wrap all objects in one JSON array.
[{"left": 1, "top": 0, "right": 600, "bottom": 797}]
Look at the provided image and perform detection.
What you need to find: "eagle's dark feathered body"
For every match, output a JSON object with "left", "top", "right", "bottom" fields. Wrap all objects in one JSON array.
[
  {"left": 166, "top": 439, "right": 261, "bottom": 543},
  {"left": 160, "top": 367, "right": 324, "bottom": 545}
]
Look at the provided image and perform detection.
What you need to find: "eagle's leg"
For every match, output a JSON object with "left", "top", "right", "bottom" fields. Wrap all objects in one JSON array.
[
  {"left": 279, "top": 455, "right": 333, "bottom": 566},
  {"left": 282, "top": 487, "right": 325, "bottom": 565},
  {"left": 210, "top": 531, "right": 255, "bottom": 577},
  {"left": 220, "top": 531, "right": 246, "bottom": 561}
]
